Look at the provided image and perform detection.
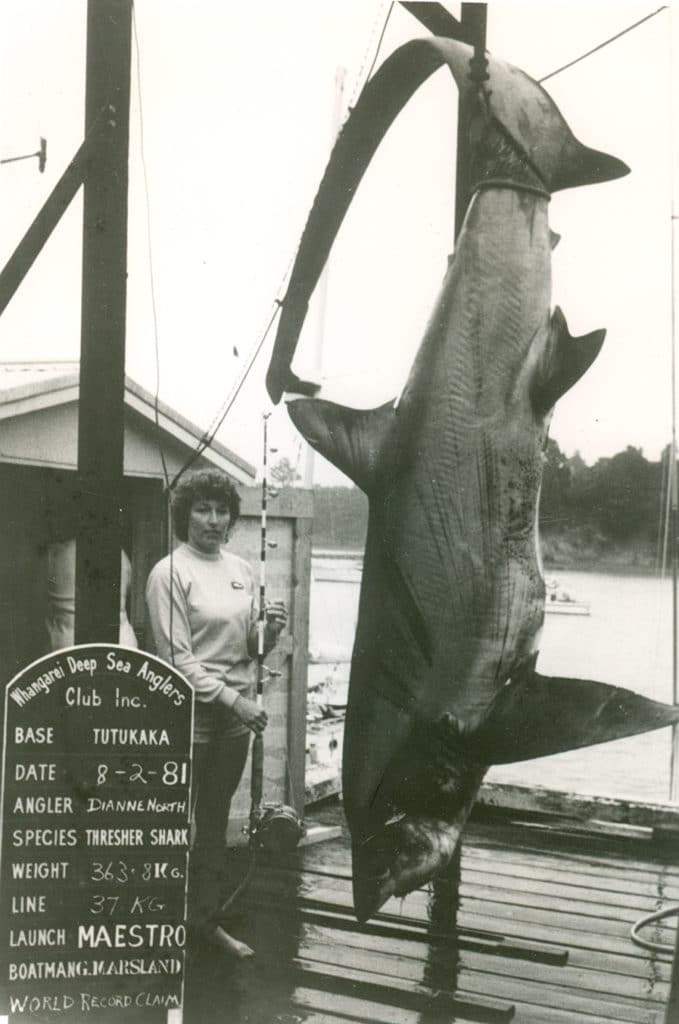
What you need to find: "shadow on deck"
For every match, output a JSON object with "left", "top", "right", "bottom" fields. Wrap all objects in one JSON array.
[{"left": 185, "top": 803, "right": 678, "bottom": 1023}]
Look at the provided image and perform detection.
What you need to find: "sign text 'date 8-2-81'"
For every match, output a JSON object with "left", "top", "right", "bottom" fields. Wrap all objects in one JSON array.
[{"left": 0, "top": 645, "right": 193, "bottom": 1022}]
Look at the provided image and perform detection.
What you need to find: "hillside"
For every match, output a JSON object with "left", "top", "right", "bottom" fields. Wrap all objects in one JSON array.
[{"left": 306, "top": 441, "right": 672, "bottom": 573}]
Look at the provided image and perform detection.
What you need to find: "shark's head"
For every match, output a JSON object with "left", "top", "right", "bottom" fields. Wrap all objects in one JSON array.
[{"left": 436, "top": 38, "right": 629, "bottom": 193}]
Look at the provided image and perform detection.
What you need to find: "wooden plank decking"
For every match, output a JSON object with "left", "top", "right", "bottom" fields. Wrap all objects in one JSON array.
[{"left": 184, "top": 806, "right": 679, "bottom": 1023}]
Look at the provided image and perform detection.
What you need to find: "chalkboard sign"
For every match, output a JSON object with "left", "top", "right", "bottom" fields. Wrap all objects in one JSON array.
[{"left": 0, "top": 645, "right": 193, "bottom": 1023}]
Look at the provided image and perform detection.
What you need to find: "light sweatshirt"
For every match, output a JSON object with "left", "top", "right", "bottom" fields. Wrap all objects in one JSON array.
[{"left": 145, "top": 543, "right": 258, "bottom": 739}]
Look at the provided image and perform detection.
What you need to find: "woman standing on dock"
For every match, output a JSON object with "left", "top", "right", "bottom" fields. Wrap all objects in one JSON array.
[{"left": 145, "top": 468, "right": 287, "bottom": 958}]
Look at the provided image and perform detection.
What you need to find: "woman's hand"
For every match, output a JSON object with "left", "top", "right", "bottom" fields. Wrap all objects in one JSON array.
[
  {"left": 264, "top": 600, "right": 287, "bottom": 644},
  {"left": 233, "top": 695, "right": 268, "bottom": 736}
]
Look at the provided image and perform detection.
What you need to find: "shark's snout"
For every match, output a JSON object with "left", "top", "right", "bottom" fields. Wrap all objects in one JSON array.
[
  {"left": 436, "top": 37, "right": 630, "bottom": 193},
  {"left": 352, "top": 817, "right": 465, "bottom": 923}
]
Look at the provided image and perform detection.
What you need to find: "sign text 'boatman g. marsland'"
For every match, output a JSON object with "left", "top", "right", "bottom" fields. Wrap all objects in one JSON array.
[{"left": 0, "top": 644, "right": 194, "bottom": 1018}]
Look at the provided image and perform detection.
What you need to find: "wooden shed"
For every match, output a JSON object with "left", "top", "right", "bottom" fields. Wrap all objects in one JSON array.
[{"left": 0, "top": 360, "right": 312, "bottom": 831}]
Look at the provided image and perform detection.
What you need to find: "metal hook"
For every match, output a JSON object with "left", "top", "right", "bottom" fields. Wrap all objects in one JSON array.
[{"left": 1, "top": 136, "right": 47, "bottom": 173}]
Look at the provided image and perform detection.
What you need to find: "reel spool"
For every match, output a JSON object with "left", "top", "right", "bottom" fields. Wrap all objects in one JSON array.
[{"left": 250, "top": 802, "right": 305, "bottom": 854}]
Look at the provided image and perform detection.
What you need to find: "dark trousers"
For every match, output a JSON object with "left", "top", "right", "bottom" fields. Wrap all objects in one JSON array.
[{"left": 190, "top": 728, "right": 250, "bottom": 927}]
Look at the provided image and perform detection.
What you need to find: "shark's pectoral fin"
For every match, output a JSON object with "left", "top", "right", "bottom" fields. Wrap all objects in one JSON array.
[
  {"left": 287, "top": 397, "right": 396, "bottom": 493},
  {"left": 531, "top": 306, "right": 605, "bottom": 415},
  {"left": 472, "top": 671, "right": 679, "bottom": 765}
]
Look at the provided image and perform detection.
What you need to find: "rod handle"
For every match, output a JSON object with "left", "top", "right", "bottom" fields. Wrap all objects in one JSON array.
[{"left": 251, "top": 734, "right": 264, "bottom": 810}]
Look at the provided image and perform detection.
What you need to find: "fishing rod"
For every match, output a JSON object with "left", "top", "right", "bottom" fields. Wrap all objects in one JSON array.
[
  {"left": 218, "top": 415, "right": 304, "bottom": 919},
  {"left": 248, "top": 412, "right": 304, "bottom": 853}
]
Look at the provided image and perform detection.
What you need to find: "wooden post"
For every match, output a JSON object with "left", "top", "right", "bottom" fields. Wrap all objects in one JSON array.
[
  {"left": 289, "top": 514, "right": 313, "bottom": 813},
  {"left": 75, "top": 0, "right": 132, "bottom": 643},
  {"left": 665, "top": 918, "right": 679, "bottom": 1023}
]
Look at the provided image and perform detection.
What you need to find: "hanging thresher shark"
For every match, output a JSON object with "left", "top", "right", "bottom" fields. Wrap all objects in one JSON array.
[{"left": 266, "top": 34, "right": 679, "bottom": 923}]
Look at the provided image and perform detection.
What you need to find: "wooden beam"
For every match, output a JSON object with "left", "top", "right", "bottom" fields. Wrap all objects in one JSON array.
[
  {"left": 399, "top": 3, "right": 468, "bottom": 42},
  {"left": 75, "top": 0, "right": 132, "bottom": 643},
  {"left": 478, "top": 781, "right": 679, "bottom": 833},
  {"left": 0, "top": 143, "right": 88, "bottom": 317},
  {"left": 665, "top": 923, "right": 679, "bottom": 1024}
]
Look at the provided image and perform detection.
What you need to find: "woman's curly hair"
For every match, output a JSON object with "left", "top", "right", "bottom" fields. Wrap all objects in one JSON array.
[{"left": 172, "top": 469, "right": 241, "bottom": 542}]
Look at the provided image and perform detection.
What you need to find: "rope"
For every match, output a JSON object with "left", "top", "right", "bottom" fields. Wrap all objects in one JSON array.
[
  {"left": 168, "top": 302, "right": 281, "bottom": 491},
  {"left": 630, "top": 904, "right": 679, "bottom": 954},
  {"left": 130, "top": 3, "right": 177, "bottom": 663},
  {"left": 539, "top": 6, "right": 668, "bottom": 83},
  {"left": 131, "top": 2, "right": 170, "bottom": 496},
  {"left": 218, "top": 849, "right": 258, "bottom": 917},
  {"left": 348, "top": 1, "right": 396, "bottom": 110}
]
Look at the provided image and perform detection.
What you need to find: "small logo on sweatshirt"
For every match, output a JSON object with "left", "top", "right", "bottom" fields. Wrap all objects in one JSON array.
[{"left": 231, "top": 580, "right": 245, "bottom": 590}]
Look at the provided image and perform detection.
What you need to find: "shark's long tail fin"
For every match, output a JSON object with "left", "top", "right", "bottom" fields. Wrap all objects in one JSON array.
[
  {"left": 266, "top": 37, "right": 629, "bottom": 404},
  {"left": 472, "top": 672, "right": 679, "bottom": 765}
]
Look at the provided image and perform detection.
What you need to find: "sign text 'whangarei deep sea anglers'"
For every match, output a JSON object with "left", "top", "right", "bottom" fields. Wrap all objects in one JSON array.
[{"left": 0, "top": 645, "right": 193, "bottom": 1022}]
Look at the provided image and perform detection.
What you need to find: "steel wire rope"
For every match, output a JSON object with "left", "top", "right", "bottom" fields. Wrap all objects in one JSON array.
[
  {"left": 538, "top": 6, "right": 668, "bottom": 83},
  {"left": 131, "top": 3, "right": 170, "bottom": 496},
  {"left": 346, "top": 0, "right": 395, "bottom": 113},
  {"left": 131, "top": 4, "right": 178, "bottom": 668}
]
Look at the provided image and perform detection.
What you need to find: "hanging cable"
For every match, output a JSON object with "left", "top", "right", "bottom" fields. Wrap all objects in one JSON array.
[
  {"left": 539, "top": 6, "right": 668, "bottom": 83},
  {"left": 348, "top": 1, "right": 395, "bottom": 110},
  {"left": 168, "top": 301, "right": 282, "bottom": 490},
  {"left": 131, "top": 4, "right": 178, "bottom": 665},
  {"left": 131, "top": 3, "right": 170, "bottom": 496}
]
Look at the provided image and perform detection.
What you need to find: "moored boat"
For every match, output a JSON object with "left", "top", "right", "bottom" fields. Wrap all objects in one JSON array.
[{"left": 544, "top": 578, "right": 591, "bottom": 616}]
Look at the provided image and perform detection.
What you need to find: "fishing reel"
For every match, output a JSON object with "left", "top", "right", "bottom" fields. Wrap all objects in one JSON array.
[{"left": 249, "top": 802, "right": 305, "bottom": 854}]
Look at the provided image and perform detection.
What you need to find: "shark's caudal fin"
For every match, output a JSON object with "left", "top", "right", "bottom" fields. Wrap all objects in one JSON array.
[
  {"left": 472, "top": 672, "right": 679, "bottom": 765},
  {"left": 287, "top": 397, "right": 396, "bottom": 492},
  {"left": 531, "top": 306, "right": 605, "bottom": 414}
]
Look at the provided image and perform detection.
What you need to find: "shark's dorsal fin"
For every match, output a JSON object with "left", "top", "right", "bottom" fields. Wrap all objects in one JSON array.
[
  {"left": 287, "top": 398, "right": 396, "bottom": 493},
  {"left": 531, "top": 306, "right": 605, "bottom": 415},
  {"left": 470, "top": 670, "right": 679, "bottom": 765}
]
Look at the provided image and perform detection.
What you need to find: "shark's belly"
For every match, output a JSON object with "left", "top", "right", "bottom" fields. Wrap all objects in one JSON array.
[
  {"left": 357, "top": 191, "right": 553, "bottom": 721},
  {"left": 354, "top": 423, "right": 545, "bottom": 724}
]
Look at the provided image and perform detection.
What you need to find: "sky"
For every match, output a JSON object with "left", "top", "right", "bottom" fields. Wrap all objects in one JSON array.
[{"left": 0, "top": 1, "right": 677, "bottom": 485}]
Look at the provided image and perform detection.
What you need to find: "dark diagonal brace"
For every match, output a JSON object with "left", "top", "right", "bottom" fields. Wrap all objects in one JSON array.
[{"left": 0, "top": 140, "right": 89, "bottom": 317}]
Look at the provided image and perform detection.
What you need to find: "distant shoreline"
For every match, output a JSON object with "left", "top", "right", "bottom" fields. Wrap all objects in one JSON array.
[{"left": 313, "top": 547, "right": 666, "bottom": 579}]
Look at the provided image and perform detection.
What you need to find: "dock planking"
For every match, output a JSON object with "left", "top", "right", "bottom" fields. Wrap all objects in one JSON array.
[{"left": 184, "top": 810, "right": 676, "bottom": 1023}]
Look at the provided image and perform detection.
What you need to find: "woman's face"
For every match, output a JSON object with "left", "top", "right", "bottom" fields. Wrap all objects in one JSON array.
[{"left": 187, "top": 497, "right": 231, "bottom": 554}]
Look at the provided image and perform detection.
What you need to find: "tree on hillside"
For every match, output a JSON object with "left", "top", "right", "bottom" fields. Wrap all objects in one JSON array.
[
  {"left": 312, "top": 486, "right": 368, "bottom": 549},
  {"left": 582, "top": 446, "right": 659, "bottom": 543},
  {"left": 270, "top": 457, "right": 300, "bottom": 487},
  {"left": 539, "top": 438, "right": 571, "bottom": 533}
]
